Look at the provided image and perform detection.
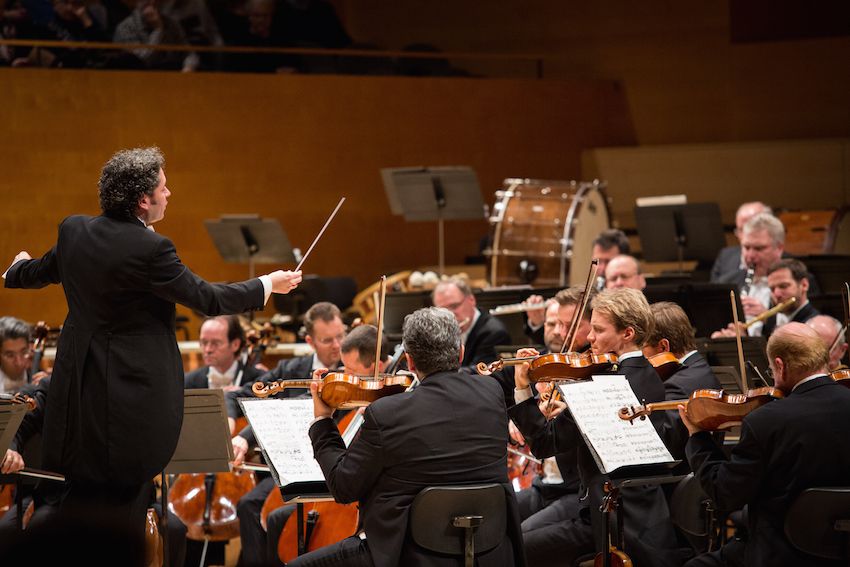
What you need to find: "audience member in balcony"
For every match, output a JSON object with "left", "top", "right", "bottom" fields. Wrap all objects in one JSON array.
[
  {"left": 220, "top": 0, "right": 300, "bottom": 73},
  {"left": 10, "top": 0, "right": 109, "bottom": 68},
  {"left": 112, "top": 0, "right": 195, "bottom": 70}
]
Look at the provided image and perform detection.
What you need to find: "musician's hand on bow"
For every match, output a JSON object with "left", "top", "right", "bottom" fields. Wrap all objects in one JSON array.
[
  {"left": 310, "top": 371, "right": 333, "bottom": 419},
  {"left": 269, "top": 270, "right": 302, "bottom": 294},
  {"left": 678, "top": 404, "right": 702, "bottom": 436},
  {"left": 525, "top": 295, "right": 545, "bottom": 327},
  {"left": 513, "top": 347, "right": 539, "bottom": 390},
  {"left": 1, "top": 449, "right": 24, "bottom": 474},
  {"left": 741, "top": 296, "right": 766, "bottom": 318},
  {"left": 231, "top": 435, "right": 249, "bottom": 467},
  {"left": 539, "top": 397, "right": 566, "bottom": 420}
]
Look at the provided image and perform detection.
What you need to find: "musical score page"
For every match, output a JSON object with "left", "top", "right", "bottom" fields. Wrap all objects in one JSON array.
[
  {"left": 557, "top": 376, "right": 673, "bottom": 474},
  {"left": 239, "top": 398, "right": 324, "bottom": 486}
]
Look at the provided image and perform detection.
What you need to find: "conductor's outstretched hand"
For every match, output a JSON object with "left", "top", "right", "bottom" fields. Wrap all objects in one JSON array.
[{"left": 269, "top": 270, "right": 302, "bottom": 294}]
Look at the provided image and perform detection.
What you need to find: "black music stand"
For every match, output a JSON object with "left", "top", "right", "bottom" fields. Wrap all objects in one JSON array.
[
  {"left": 644, "top": 282, "right": 742, "bottom": 339},
  {"left": 204, "top": 215, "right": 297, "bottom": 280},
  {"left": 635, "top": 203, "right": 725, "bottom": 272},
  {"left": 161, "top": 389, "right": 234, "bottom": 567},
  {"left": 696, "top": 337, "right": 770, "bottom": 390},
  {"left": 381, "top": 166, "right": 486, "bottom": 275}
]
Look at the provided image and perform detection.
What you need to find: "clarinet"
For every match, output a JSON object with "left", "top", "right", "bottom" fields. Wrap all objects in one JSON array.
[{"left": 740, "top": 265, "right": 755, "bottom": 298}]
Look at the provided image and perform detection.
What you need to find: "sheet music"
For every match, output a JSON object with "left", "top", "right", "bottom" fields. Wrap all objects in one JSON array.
[
  {"left": 239, "top": 398, "right": 324, "bottom": 486},
  {"left": 557, "top": 376, "right": 673, "bottom": 474}
]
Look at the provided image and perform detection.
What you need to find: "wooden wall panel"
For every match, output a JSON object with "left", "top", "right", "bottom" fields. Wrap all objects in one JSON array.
[
  {"left": 0, "top": 68, "right": 634, "bottom": 331},
  {"left": 582, "top": 139, "right": 850, "bottom": 229}
]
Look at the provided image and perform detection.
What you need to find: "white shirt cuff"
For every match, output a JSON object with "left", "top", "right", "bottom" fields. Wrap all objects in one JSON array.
[
  {"left": 309, "top": 415, "right": 333, "bottom": 428},
  {"left": 514, "top": 386, "right": 534, "bottom": 404},
  {"left": 259, "top": 275, "right": 272, "bottom": 305}
]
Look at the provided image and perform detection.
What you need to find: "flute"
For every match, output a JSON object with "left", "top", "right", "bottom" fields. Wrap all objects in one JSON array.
[
  {"left": 744, "top": 297, "right": 797, "bottom": 329},
  {"left": 489, "top": 302, "right": 547, "bottom": 316}
]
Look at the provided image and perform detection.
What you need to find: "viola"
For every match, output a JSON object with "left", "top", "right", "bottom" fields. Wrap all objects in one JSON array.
[
  {"left": 618, "top": 387, "right": 785, "bottom": 431},
  {"left": 647, "top": 352, "right": 682, "bottom": 381},
  {"left": 477, "top": 351, "right": 618, "bottom": 382},
  {"left": 594, "top": 547, "right": 633, "bottom": 567},
  {"left": 252, "top": 372, "right": 413, "bottom": 409}
]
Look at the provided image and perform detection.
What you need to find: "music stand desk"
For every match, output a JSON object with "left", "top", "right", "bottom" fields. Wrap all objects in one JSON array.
[{"left": 204, "top": 216, "right": 296, "bottom": 279}]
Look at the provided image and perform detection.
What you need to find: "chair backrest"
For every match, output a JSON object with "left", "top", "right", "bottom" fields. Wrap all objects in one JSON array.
[
  {"left": 785, "top": 487, "right": 850, "bottom": 560},
  {"left": 670, "top": 473, "right": 711, "bottom": 538},
  {"left": 409, "top": 483, "right": 507, "bottom": 556}
]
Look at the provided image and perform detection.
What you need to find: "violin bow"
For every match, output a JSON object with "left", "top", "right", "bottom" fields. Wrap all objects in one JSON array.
[
  {"left": 374, "top": 275, "right": 387, "bottom": 381},
  {"left": 730, "top": 290, "right": 748, "bottom": 392},
  {"left": 295, "top": 197, "right": 346, "bottom": 272},
  {"left": 561, "top": 259, "right": 599, "bottom": 354}
]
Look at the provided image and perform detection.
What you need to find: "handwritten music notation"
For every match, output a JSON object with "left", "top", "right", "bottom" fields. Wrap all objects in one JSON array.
[{"left": 557, "top": 376, "right": 673, "bottom": 474}]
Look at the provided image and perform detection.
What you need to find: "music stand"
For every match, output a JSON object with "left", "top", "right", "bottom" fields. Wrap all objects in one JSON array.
[
  {"left": 381, "top": 166, "right": 485, "bottom": 275},
  {"left": 635, "top": 203, "right": 725, "bottom": 272},
  {"left": 161, "top": 389, "right": 234, "bottom": 567},
  {"left": 696, "top": 337, "right": 770, "bottom": 390},
  {"left": 204, "top": 215, "right": 296, "bottom": 280}
]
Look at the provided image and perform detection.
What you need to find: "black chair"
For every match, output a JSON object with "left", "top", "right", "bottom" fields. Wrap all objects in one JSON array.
[
  {"left": 785, "top": 487, "right": 850, "bottom": 560},
  {"left": 670, "top": 473, "right": 721, "bottom": 553},
  {"left": 408, "top": 483, "right": 507, "bottom": 567}
]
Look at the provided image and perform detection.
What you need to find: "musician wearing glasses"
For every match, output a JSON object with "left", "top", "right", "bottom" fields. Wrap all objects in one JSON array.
[
  {"left": 431, "top": 276, "right": 510, "bottom": 371},
  {"left": 0, "top": 316, "right": 33, "bottom": 394}
]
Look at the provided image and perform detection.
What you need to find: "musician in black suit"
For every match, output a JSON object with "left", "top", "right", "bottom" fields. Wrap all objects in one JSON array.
[
  {"left": 183, "top": 315, "right": 263, "bottom": 390},
  {"left": 0, "top": 316, "right": 34, "bottom": 394},
  {"left": 681, "top": 323, "right": 850, "bottom": 567},
  {"left": 431, "top": 276, "right": 511, "bottom": 370},
  {"left": 288, "top": 307, "right": 525, "bottom": 567},
  {"left": 509, "top": 288, "right": 683, "bottom": 567},
  {"left": 642, "top": 302, "right": 721, "bottom": 475},
  {"left": 2, "top": 147, "right": 301, "bottom": 554},
  {"left": 710, "top": 201, "right": 772, "bottom": 285},
  {"left": 225, "top": 301, "right": 346, "bottom": 426},
  {"left": 759, "top": 259, "right": 819, "bottom": 339},
  {"left": 507, "top": 287, "right": 592, "bottom": 563}
]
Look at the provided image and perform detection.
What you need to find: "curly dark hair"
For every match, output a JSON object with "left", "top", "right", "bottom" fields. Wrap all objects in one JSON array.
[{"left": 98, "top": 147, "right": 164, "bottom": 219}]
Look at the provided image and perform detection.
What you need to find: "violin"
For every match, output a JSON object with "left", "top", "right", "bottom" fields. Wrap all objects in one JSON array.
[
  {"left": 252, "top": 372, "right": 413, "bottom": 409},
  {"left": 618, "top": 386, "right": 785, "bottom": 431},
  {"left": 594, "top": 547, "right": 633, "bottom": 567},
  {"left": 476, "top": 351, "right": 618, "bottom": 382},
  {"left": 507, "top": 445, "right": 542, "bottom": 492},
  {"left": 647, "top": 351, "right": 682, "bottom": 381},
  {"left": 244, "top": 322, "right": 279, "bottom": 369},
  {"left": 830, "top": 368, "right": 850, "bottom": 388}
]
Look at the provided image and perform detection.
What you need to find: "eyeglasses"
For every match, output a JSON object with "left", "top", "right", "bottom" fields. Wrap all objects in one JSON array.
[
  {"left": 1, "top": 349, "right": 32, "bottom": 362},
  {"left": 315, "top": 333, "right": 346, "bottom": 347}
]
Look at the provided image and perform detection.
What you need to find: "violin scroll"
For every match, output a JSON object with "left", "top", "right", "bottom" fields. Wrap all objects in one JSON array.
[{"left": 476, "top": 360, "right": 504, "bottom": 375}]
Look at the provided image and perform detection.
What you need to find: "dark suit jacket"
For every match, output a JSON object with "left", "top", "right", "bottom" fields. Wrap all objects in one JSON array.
[
  {"left": 686, "top": 376, "right": 850, "bottom": 567},
  {"left": 761, "top": 301, "right": 819, "bottom": 339},
  {"left": 4, "top": 214, "right": 265, "bottom": 486},
  {"left": 710, "top": 246, "right": 743, "bottom": 285},
  {"left": 660, "top": 352, "right": 721, "bottom": 471},
  {"left": 309, "top": 370, "right": 525, "bottom": 567},
  {"left": 508, "top": 355, "right": 682, "bottom": 567},
  {"left": 462, "top": 311, "right": 511, "bottom": 370},
  {"left": 183, "top": 360, "right": 263, "bottom": 390}
]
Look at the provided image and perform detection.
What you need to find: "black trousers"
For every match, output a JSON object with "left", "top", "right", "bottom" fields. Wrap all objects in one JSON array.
[{"left": 286, "top": 535, "right": 374, "bottom": 567}]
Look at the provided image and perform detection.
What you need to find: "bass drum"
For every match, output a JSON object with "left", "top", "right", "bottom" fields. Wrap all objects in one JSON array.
[
  {"left": 486, "top": 179, "right": 611, "bottom": 287},
  {"left": 778, "top": 208, "right": 850, "bottom": 255}
]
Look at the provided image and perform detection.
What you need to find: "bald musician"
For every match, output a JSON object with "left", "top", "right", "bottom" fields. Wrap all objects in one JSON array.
[
  {"left": 681, "top": 323, "right": 850, "bottom": 567},
  {"left": 509, "top": 288, "right": 682, "bottom": 567},
  {"left": 604, "top": 254, "right": 646, "bottom": 291},
  {"left": 807, "top": 315, "right": 848, "bottom": 370},
  {"left": 288, "top": 307, "right": 524, "bottom": 567}
]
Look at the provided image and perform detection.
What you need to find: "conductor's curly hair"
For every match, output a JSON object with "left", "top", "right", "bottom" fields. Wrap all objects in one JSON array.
[{"left": 98, "top": 147, "right": 164, "bottom": 219}]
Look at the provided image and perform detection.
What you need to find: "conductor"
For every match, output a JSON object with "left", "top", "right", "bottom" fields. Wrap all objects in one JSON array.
[{"left": 1, "top": 147, "right": 302, "bottom": 553}]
